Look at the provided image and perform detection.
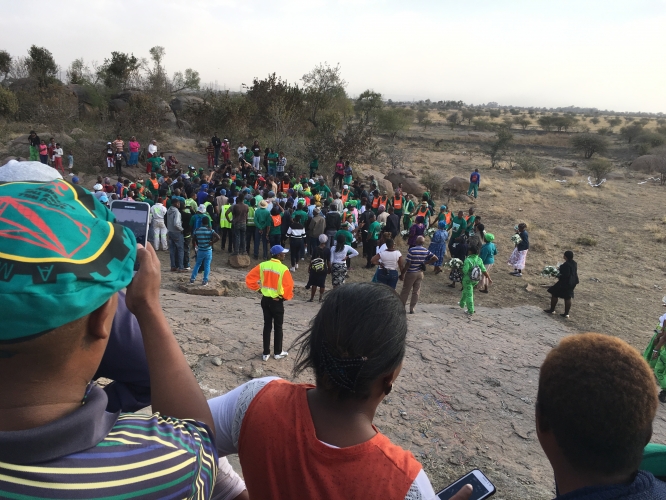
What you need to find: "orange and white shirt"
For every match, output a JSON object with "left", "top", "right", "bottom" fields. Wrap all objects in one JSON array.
[{"left": 208, "top": 378, "right": 436, "bottom": 500}]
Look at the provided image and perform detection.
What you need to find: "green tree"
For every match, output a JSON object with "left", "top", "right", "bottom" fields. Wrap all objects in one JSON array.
[
  {"left": 488, "top": 126, "right": 513, "bottom": 168},
  {"left": 301, "top": 62, "right": 347, "bottom": 128},
  {"left": 570, "top": 133, "right": 609, "bottom": 158},
  {"left": 513, "top": 116, "right": 531, "bottom": 130},
  {"left": 619, "top": 123, "right": 644, "bottom": 143},
  {"left": 27, "top": 45, "right": 58, "bottom": 87},
  {"left": 0, "top": 86, "right": 18, "bottom": 118},
  {"left": 489, "top": 109, "right": 501, "bottom": 119},
  {"left": 98, "top": 51, "right": 140, "bottom": 90},
  {"left": 421, "top": 118, "right": 433, "bottom": 131},
  {"left": 416, "top": 109, "right": 428, "bottom": 124},
  {"left": 462, "top": 109, "right": 476, "bottom": 125},
  {"left": 171, "top": 68, "right": 200, "bottom": 94},
  {"left": 538, "top": 115, "right": 555, "bottom": 131},
  {"left": 354, "top": 90, "right": 383, "bottom": 124},
  {"left": 588, "top": 158, "right": 613, "bottom": 184},
  {"left": 446, "top": 112, "right": 461, "bottom": 129},
  {"left": 607, "top": 117, "right": 622, "bottom": 130},
  {"left": 376, "top": 107, "right": 414, "bottom": 140},
  {"left": 590, "top": 117, "right": 600, "bottom": 125},
  {"left": 0, "top": 50, "right": 11, "bottom": 81}
]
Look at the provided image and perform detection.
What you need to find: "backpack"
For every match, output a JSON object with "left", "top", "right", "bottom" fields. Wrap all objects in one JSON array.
[
  {"left": 310, "top": 257, "right": 326, "bottom": 274},
  {"left": 470, "top": 265, "right": 482, "bottom": 282}
]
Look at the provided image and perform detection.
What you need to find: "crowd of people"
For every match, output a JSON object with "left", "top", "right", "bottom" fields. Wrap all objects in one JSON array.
[
  {"left": 1, "top": 160, "right": 665, "bottom": 500},
  {"left": 4, "top": 132, "right": 666, "bottom": 499}
]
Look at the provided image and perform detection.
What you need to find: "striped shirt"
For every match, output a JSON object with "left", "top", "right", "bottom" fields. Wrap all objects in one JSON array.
[
  {"left": 193, "top": 227, "right": 215, "bottom": 250},
  {"left": 405, "top": 246, "right": 435, "bottom": 273},
  {"left": 0, "top": 385, "right": 217, "bottom": 499}
]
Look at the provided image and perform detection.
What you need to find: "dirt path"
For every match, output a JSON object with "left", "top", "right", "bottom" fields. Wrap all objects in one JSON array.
[{"left": 157, "top": 258, "right": 666, "bottom": 499}]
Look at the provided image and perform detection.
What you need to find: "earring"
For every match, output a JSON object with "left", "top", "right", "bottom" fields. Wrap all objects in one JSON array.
[{"left": 384, "top": 385, "right": 392, "bottom": 396}]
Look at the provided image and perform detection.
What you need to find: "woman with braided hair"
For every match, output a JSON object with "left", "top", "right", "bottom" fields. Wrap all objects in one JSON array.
[{"left": 206, "top": 283, "right": 473, "bottom": 500}]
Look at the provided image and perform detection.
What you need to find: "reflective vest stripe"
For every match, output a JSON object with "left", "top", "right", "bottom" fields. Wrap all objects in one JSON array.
[
  {"left": 372, "top": 197, "right": 379, "bottom": 209},
  {"left": 259, "top": 261, "right": 286, "bottom": 298},
  {"left": 271, "top": 214, "right": 282, "bottom": 227},
  {"left": 393, "top": 197, "right": 403, "bottom": 210}
]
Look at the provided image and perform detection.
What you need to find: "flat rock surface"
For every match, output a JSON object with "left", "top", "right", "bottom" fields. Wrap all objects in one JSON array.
[{"left": 156, "top": 262, "right": 666, "bottom": 498}]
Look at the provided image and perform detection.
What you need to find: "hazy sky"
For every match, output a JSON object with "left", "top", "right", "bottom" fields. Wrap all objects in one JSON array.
[{"left": 1, "top": 0, "right": 664, "bottom": 112}]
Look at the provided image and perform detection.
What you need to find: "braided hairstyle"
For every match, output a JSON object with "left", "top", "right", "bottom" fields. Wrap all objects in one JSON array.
[{"left": 292, "top": 283, "right": 407, "bottom": 400}]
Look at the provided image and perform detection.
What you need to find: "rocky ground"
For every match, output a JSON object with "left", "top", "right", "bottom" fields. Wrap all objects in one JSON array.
[{"left": 154, "top": 254, "right": 666, "bottom": 500}]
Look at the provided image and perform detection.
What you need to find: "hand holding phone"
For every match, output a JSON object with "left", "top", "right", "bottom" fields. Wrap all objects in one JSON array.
[{"left": 436, "top": 469, "right": 495, "bottom": 500}]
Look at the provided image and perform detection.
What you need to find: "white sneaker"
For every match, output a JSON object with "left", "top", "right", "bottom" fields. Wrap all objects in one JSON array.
[
  {"left": 295, "top": 263, "right": 299, "bottom": 270},
  {"left": 290, "top": 267, "right": 295, "bottom": 272},
  {"left": 274, "top": 351, "right": 288, "bottom": 360},
  {"left": 262, "top": 354, "right": 270, "bottom": 362}
]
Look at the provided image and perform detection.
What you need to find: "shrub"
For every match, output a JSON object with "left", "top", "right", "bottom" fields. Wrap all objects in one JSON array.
[
  {"left": 587, "top": 158, "right": 613, "bottom": 184},
  {"left": 590, "top": 117, "right": 600, "bottom": 125},
  {"left": 570, "top": 133, "right": 609, "bottom": 158},
  {"left": 473, "top": 118, "right": 495, "bottom": 131},
  {"left": 597, "top": 127, "right": 610, "bottom": 136},
  {"left": 0, "top": 86, "right": 18, "bottom": 118},
  {"left": 576, "top": 236, "right": 597, "bottom": 246},
  {"left": 515, "top": 153, "right": 545, "bottom": 177},
  {"left": 420, "top": 171, "right": 443, "bottom": 195},
  {"left": 619, "top": 123, "right": 644, "bottom": 143},
  {"left": 636, "top": 131, "right": 665, "bottom": 148}
]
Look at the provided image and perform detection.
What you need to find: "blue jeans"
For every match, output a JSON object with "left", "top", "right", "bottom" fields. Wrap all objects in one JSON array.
[
  {"left": 190, "top": 248, "right": 212, "bottom": 283},
  {"left": 168, "top": 231, "right": 184, "bottom": 269},
  {"left": 232, "top": 224, "right": 247, "bottom": 255},
  {"left": 376, "top": 269, "right": 399, "bottom": 289},
  {"left": 269, "top": 233, "right": 281, "bottom": 247}
]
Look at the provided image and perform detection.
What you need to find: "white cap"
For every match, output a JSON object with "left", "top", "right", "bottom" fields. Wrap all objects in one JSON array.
[
  {"left": 93, "top": 183, "right": 103, "bottom": 191},
  {"left": 197, "top": 204, "right": 206, "bottom": 213},
  {"left": 343, "top": 184, "right": 348, "bottom": 189},
  {"left": 0, "top": 160, "right": 63, "bottom": 182}
]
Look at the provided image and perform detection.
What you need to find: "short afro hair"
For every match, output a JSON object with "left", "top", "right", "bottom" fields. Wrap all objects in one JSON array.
[{"left": 537, "top": 333, "right": 658, "bottom": 476}]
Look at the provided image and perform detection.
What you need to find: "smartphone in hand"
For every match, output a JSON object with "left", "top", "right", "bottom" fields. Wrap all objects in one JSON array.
[
  {"left": 436, "top": 469, "right": 495, "bottom": 500},
  {"left": 110, "top": 201, "right": 150, "bottom": 272}
]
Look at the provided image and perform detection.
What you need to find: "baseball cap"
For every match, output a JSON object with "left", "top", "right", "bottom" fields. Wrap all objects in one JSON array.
[
  {"left": 0, "top": 179, "right": 136, "bottom": 340},
  {"left": 71, "top": 176, "right": 79, "bottom": 184},
  {"left": 99, "top": 194, "right": 108, "bottom": 203},
  {"left": 343, "top": 185, "right": 348, "bottom": 189},
  {"left": 93, "top": 183, "right": 103, "bottom": 191},
  {"left": 197, "top": 204, "right": 206, "bottom": 213},
  {"left": 270, "top": 245, "right": 289, "bottom": 255}
]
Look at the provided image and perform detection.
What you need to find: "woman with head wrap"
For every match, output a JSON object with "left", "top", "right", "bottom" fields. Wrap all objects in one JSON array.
[
  {"left": 428, "top": 220, "right": 449, "bottom": 274},
  {"left": 407, "top": 216, "right": 425, "bottom": 248},
  {"left": 306, "top": 234, "right": 331, "bottom": 302},
  {"left": 479, "top": 233, "right": 498, "bottom": 293}
]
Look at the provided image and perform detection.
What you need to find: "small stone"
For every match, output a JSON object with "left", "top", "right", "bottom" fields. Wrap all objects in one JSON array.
[
  {"left": 211, "top": 357, "right": 222, "bottom": 366},
  {"left": 484, "top": 376, "right": 501, "bottom": 387}
]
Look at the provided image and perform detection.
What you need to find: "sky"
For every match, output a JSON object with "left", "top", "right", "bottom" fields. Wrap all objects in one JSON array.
[{"left": 1, "top": 0, "right": 664, "bottom": 113}]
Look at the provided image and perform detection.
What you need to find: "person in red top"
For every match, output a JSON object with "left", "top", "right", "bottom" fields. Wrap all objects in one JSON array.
[
  {"left": 333, "top": 156, "right": 345, "bottom": 190},
  {"left": 207, "top": 283, "right": 473, "bottom": 500}
]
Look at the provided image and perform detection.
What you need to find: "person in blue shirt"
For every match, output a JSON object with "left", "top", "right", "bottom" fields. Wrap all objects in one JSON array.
[
  {"left": 467, "top": 168, "right": 480, "bottom": 199},
  {"left": 479, "top": 233, "right": 497, "bottom": 293}
]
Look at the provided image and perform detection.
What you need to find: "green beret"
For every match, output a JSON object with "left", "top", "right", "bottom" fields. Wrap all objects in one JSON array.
[{"left": 0, "top": 180, "right": 137, "bottom": 339}]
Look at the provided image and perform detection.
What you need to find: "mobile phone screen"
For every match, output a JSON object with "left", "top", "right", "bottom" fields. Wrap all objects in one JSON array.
[
  {"left": 437, "top": 470, "right": 494, "bottom": 500},
  {"left": 111, "top": 205, "right": 149, "bottom": 247}
]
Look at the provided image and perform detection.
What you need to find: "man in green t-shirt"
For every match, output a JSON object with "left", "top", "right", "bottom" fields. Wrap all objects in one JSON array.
[
  {"left": 309, "top": 158, "right": 319, "bottom": 178},
  {"left": 365, "top": 214, "right": 381, "bottom": 269},
  {"left": 317, "top": 179, "right": 331, "bottom": 198},
  {"left": 448, "top": 210, "right": 467, "bottom": 247},
  {"left": 253, "top": 200, "right": 271, "bottom": 260},
  {"left": 267, "top": 149, "right": 278, "bottom": 177},
  {"left": 292, "top": 203, "right": 308, "bottom": 225},
  {"left": 402, "top": 197, "right": 415, "bottom": 230},
  {"left": 335, "top": 222, "right": 354, "bottom": 246},
  {"left": 148, "top": 154, "right": 165, "bottom": 174},
  {"left": 459, "top": 240, "right": 492, "bottom": 316}
]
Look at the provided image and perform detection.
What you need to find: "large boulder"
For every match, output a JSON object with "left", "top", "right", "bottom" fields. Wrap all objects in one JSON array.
[
  {"left": 384, "top": 169, "right": 427, "bottom": 197},
  {"left": 66, "top": 84, "right": 95, "bottom": 106},
  {"left": 442, "top": 176, "right": 469, "bottom": 194},
  {"left": 108, "top": 98, "right": 128, "bottom": 113},
  {"left": 553, "top": 166, "right": 577, "bottom": 177},
  {"left": 630, "top": 155, "right": 665, "bottom": 173},
  {"left": 170, "top": 95, "right": 204, "bottom": 113},
  {"left": 359, "top": 168, "right": 393, "bottom": 194}
]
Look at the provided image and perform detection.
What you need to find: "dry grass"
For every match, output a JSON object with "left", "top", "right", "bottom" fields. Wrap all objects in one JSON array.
[
  {"left": 564, "top": 189, "right": 578, "bottom": 198},
  {"left": 644, "top": 223, "right": 666, "bottom": 242},
  {"left": 608, "top": 226, "right": 617, "bottom": 234}
]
